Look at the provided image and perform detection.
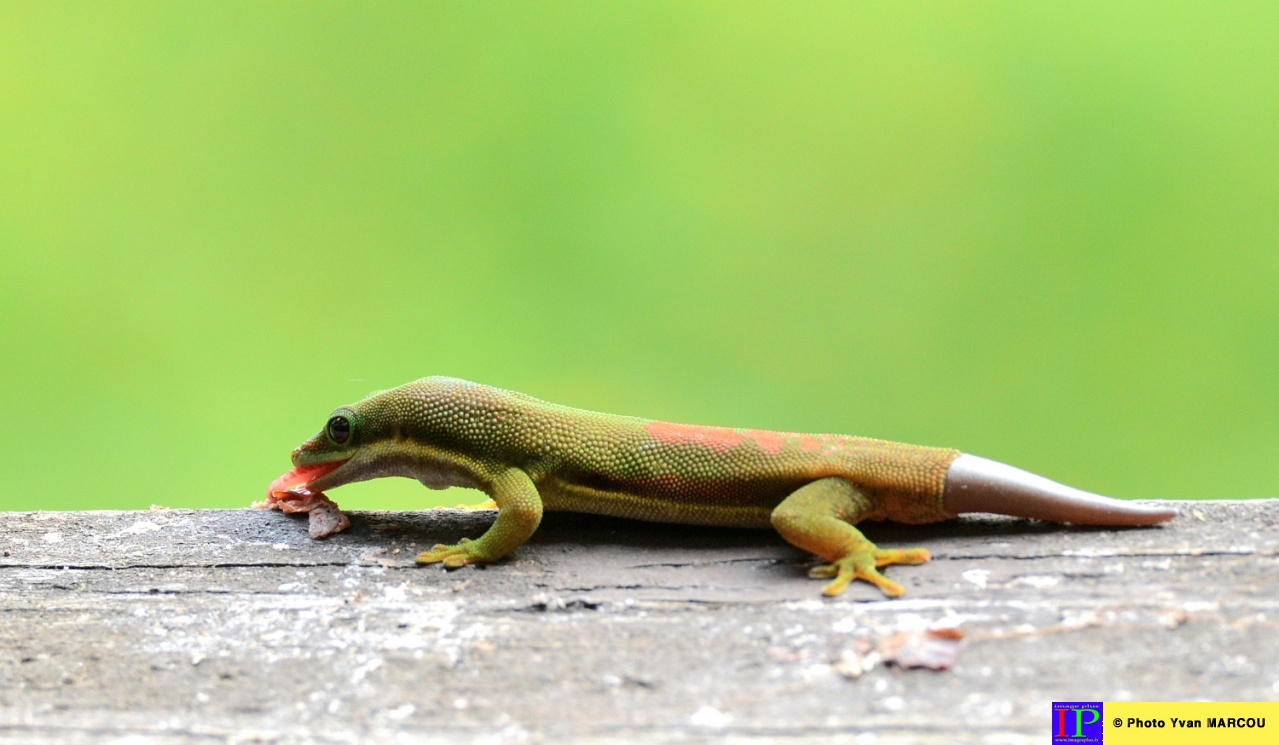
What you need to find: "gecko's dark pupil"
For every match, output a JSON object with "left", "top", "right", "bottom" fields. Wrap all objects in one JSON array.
[{"left": 327, "top": 416, "right": 351, "bottom": 444}]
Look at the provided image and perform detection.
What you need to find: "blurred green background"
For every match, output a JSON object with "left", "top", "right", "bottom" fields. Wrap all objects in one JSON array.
[{"left": 2, "top": 2, "right": 1277, "bottom": 512}]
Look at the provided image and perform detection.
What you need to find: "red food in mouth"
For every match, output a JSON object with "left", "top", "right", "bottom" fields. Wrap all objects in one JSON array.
[{"left": 265, "top": 459, "right": 347, "bottom": 498}]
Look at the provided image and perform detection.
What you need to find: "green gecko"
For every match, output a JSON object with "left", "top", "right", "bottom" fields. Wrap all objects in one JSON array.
[{"left": 268, "top": 377, "right": 1175, "bottom": 597}]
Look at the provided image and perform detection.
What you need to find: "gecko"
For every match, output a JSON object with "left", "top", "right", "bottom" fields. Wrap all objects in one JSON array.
[{"left": 267, "top": 377, "right": 1176, "bottom": 597}]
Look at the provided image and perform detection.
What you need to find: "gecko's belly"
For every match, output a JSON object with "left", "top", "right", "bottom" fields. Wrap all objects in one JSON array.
[{"left": 536, "top": 475, "right": 786, "bottom": 529}]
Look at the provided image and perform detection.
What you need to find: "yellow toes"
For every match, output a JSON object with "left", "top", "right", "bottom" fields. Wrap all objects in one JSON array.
[
  {"left": 819, "top": 566, "right": 856, "bottom": 597},
  {"left": 874, "top": 547, "right": 929, "bottom": 567},
  {"left": 416, "top": 538, "right": 477, "bottom": 567},
  {"left": 807, "top": 564, "right": 838, "bottom": 580},
  {"left": 456, "top": 498, "right": 498, "bottom": 510},
  {"left": 811, "top": 546, "right": 929, "bottom": 598}
]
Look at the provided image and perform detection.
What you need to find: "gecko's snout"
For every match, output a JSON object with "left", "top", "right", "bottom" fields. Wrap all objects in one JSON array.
[
  {"left": 291, "top": 430, "right": 333, "bottom": 462},
  {"left": 290, "top": 438, "right": 323, "bottom": 467}
]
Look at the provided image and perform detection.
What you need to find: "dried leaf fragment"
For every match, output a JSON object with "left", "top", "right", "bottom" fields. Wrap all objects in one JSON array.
[
  {"left": 253, "top": 487, "right": 350, "bottom": 539},
  {"left": 877, "top": 627, "right": 964, "bottom": 671}
]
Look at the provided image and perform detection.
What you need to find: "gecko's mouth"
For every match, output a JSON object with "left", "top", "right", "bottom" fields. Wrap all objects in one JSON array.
[{"left": 266, "top": 459, "right": 349, "bottom": 497}]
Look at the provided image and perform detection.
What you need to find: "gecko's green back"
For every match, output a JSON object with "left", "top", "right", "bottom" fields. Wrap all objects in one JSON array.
[{"left": 343, "top": 377, "right": 959, "bottom": 528}]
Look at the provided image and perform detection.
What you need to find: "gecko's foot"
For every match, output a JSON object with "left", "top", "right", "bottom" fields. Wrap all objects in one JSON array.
[
  {"left": 429, "top": 498, "right": 497, "bottom": 511},
  {"left": 456, "top": 498, "right": 497, "bottom": 510},
  {"left": 808, "top": 547, "right": 930, "bottom": 598},
  {"left": 416, "top": 538, "right": 484, "bottom": 569}
]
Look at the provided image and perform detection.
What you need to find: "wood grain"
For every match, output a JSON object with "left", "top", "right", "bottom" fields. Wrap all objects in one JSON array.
[{"left": 0, "top": 501, "right": 1275, "bottom": 743}]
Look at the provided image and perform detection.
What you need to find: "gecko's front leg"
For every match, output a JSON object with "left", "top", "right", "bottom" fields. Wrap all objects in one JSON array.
[{"left": 416, "top": 467, "right": 543, "bottom": 568}]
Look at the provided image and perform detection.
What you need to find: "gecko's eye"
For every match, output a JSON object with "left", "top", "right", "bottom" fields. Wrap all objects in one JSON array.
[{"left": 326, "top": 415, "right": 351, "bottom": 444}]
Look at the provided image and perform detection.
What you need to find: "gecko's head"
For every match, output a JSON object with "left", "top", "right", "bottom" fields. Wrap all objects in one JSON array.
[{"left": 265, "top": 390, "right": 402, "bottom": 497}]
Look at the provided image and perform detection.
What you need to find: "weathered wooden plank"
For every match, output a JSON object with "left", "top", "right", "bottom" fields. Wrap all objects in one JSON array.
[{"left": 0, "top": 501, "right": 1275, "bottom": 743}]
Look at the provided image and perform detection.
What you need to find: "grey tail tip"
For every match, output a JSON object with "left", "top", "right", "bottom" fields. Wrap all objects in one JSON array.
[{"left": 942, "top": 454, "right": 1178, "bottom": 526}]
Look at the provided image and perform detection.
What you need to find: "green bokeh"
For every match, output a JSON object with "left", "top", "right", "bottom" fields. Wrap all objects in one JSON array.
[{"left": 3, "top": 2, "right": 1277, "bottom": 512}]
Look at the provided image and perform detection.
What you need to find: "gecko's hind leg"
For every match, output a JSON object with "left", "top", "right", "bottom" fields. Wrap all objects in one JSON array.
[{"left": 771, "top": 477, "right": 929, "bottom": 598}]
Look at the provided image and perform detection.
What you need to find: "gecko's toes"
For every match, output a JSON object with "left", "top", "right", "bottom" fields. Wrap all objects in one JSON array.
[
  {"left": 809, "top": 546, "right": 928, "bottom": 598},
  {"left": 416, "top": 538, "right": 479, "bottom": 568},
  {"left": 874, "top": 547, "right": 930, "bottom": 567},
  {"left": 456, "top": 498, "right": 498, "bottom": 510}
]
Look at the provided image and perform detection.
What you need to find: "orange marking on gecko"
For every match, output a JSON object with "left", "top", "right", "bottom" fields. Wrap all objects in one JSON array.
[
  {"left": 644, "top": 421, "right": 745, "bottom": 452},
  {"left": 798, "top": 435, "right": 825, "bottom": 452},
  {"left": 644, "top": 422, "right": 800, "bottom": 456},
  {"left": 744, "top": 429, "right": 787, "bottom": 455}
]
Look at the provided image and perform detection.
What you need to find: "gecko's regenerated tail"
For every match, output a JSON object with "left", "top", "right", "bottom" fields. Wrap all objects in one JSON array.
[{"left": 942, "top": 454, "right": 1177, "bottom": 526}]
